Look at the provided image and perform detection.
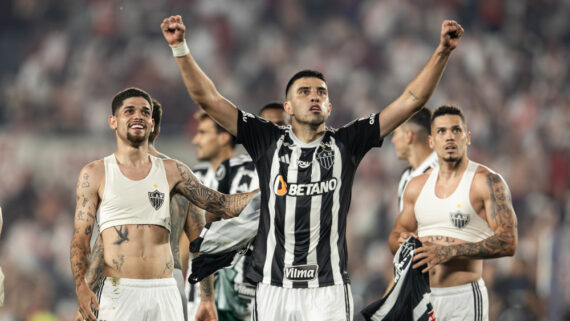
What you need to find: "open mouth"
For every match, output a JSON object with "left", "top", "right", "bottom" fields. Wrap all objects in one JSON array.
[{"left": 310, "top": 105, "right": 321, "bottom": 112}]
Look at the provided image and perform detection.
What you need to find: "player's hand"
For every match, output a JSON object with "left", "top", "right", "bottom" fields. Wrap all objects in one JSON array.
[
  {"left": 73, "top": 310, "right": 83, "bottom": 321},
  {"left": 440, "top": 20, "right": 463, "bottom": 51},
  {"left": 412, "top": 241, "right": 454, "bottom": 273},
  {"left": 76, "top": 282, "right": 99, "bottom": 321},
  {"left": 195, "top": 300, "right": 218, "bottom": 321},
  {"left": 397, "top": 232, "right": 418, "bottom": 245},
  {"left": 161, "top": 15, "right": 186, "bottom": 47}
]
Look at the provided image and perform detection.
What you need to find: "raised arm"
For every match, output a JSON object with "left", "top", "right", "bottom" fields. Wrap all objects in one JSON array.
[
  {"left": 168, "top": 160, "right": 258, "bottom": 218},
  {"left": 379, "top": 20, "right": 464, "bottom": 138},
  {"left": 70, "top": 163, "right": 102, "bottom": 321},
  {"left": 413, "top": 171, "right": 518, "bottom": 273},
  {"left": 161, "top": 15, "right": 238, "bottom": 136}
]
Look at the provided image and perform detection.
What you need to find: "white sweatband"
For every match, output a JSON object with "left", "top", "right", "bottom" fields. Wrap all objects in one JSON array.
[{"left": 171, "top": 40, "right": 190, "bottom": 57}]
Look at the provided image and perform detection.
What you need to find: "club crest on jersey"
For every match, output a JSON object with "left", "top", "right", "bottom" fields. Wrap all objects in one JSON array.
[
  {"left": 284, "top": 264, "right": 318, "bottom": 281},
  {"left": 316, "top": 144, "right": 335, "bottom": 169},
  {"left": 273, "top": 175, "right": 338, "bottom": 197},
  {"left": 215, "top": 164, "right": 226, "bottom": 180},
  {"left": 148, "top": 189, "right": 165, "bottom": 210},
  {"left": 450, "top": 211, "right": 470, "bottom": 229}
]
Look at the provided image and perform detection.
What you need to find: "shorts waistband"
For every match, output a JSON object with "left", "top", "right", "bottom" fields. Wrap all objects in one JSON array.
[
  {"left": 430, "top": 279, "right": 485, "bottom": 296},
  {"left": 103, "top": 277, "right": 177, "bottom": 288}
]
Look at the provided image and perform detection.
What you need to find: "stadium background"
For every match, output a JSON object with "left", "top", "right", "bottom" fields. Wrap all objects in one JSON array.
[{"left": 0, "top": 0, "right": 568, "bottom": 320}]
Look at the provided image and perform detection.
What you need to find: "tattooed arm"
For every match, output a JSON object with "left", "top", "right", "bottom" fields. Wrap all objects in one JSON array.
[
  {"left": 168, "top": 160, "right": 258, "bottom": 218},
  {"left": 86, "top": 235, "right": 104, "bottom": 291},
  {"left": 183, "top": 202, "right": 218, "bottom": 320},
  {"left": 413, "top": 170, "right": 518, "bottom": 272},
  {"left": 70, "top": 161, "right": 102, "bottom": 321}
]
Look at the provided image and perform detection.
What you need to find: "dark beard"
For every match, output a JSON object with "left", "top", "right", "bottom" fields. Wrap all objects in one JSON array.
[{"left": 127, "top": 132, "right": 146, "bottom": 145}]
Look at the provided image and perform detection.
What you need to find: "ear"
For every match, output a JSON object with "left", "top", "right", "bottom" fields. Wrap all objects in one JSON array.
[
  {"left": 218, "top": 132, "right": 232, "bottom": 146},
  {"left": 108, "top": 115, "right": 117, "bottom": 130},
  {"left": 466, "top": 131, "right": 472, "bottom": 146},
  {"left": 327, "top": 102, "right": 332, "bottom": 114},
  {"left": 283, "top": 100, "right": 294, "bottom": 115},
  {"left": 428, "top": 134, "right": 434, "bottom": 149},
  {"left": 405, "top": 129, "right": 413, "bottom": 144}
]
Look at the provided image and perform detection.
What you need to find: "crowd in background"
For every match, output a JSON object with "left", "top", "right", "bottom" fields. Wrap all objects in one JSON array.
[{"left": 0, "top": 0, "right": 568, "bottom": 320}]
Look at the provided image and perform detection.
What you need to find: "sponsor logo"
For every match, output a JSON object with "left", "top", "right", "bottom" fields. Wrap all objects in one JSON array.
[
  {"left": 234, "top": 283, "right": 256, "bottom": 299},
  {"left": 284, "top": 264, "right": 318, "bottom": 281},
  {"left": 450, "top": 211, "right": 470, "bottom": 229},
  {"left": 273, "top": 175, "right": 338, "bottom": 196},
  {"left": 297, "top": 160, "right": 312, "bottom": 168},
  {"left": 315, "top": 144, "right": 335, "bottom": 169},
  {"left": 148, "top": 189, "right": 165, "bottom": 210}
]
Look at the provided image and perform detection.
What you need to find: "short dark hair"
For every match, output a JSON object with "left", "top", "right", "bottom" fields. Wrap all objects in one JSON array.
[
  {"left": 285, "top": 70, "right": 326, "bottom": 99},
  {"left": 149, "top": 98, "right": 162, "bottom": 143},
  {"left": 194, "top": 110, "right": 237, "bottom": 148},
  {"left": 431, "top": 104, "right": 466, "bottom": 125},
  {"left": 407, "top": 107, "right": 432, "bottom": 135},
  {"left": 111, "top": 87, "right": 152, "bottom": 115},
  {"left": 259, "top": 102, "right": 284, "bottom": 115}
]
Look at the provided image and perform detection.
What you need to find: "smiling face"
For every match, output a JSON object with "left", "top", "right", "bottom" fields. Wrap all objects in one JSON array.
[
  {"left": 284, "top": 77, "right": 332, "bottom": 127},
  {"left": 109, "top": 96, "right": 154, "bottom": 146},
  {"left": 429, "top": 114, "right": 471, "bottom": 163}
]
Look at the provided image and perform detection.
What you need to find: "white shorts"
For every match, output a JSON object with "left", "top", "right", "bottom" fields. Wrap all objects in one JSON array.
[
  {"left": 430, "top": 279, "right": 488, "bottom": 321},
  {"left": 96, "top": 277, "right": 184, "bottom": 321},
  {"left": 253, "top": 283, "right": 353, "bottom": 321}
]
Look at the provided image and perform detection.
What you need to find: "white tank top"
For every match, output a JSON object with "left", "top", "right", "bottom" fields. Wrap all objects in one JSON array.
[
  {"left": 415, "top": 160, "right": 494, "bottom": 242},
  {"left": 98, "top": 154, "right": 171, "bottom": 232}
]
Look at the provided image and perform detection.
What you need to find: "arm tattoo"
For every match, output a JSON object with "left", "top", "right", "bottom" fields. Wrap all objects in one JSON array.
[
  {"left": 408, "top": 90, "right": 419, "bottom": 101},
  {"left": 170, "top": 195, "right": 189, "bottom": 269},
  {"left": 86, "top": 236, "right": 105, "bottom": 291},
  {"left": 70, "top": 235, "right": 89, "bottom": 288},
  {"left": 175, "top": 162, "right": 256, "bottom": 217},
  {"left": 200, "top": 275, "right": 214, "bottom": 300},
  {"left": 113, "top": 226, "right": 130, "bottom": 245},
  {"left": 449, "top": 173, "right": 517, "bottom": 259}
]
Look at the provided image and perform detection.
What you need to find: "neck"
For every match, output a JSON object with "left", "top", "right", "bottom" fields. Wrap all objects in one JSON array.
[
  {"left": 291, "top": 121, "right": 326, "bottom": 144},
  {"left": 148, "top": 143, "right": 168, "bottom": 159},
  {"left": 115, "top": 144, "right": 149, "bottom": 166},
  {"left": 209, "top": 148, "right": 235, "bottom": 171},
  {"left": 437, "top": 156, "right": 469, "bottom": 179},
  {"left": 408, "top": 144, "right": 433, "bottom": 169}
]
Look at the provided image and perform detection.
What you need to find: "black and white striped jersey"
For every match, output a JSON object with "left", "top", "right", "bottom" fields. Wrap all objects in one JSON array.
[
  {"left": 396, "top": 152, "right": 438, "bottom": 212},
  {"left": 192, "top": 154, "right": 259, "bottom": 194},
  {"left": 237, "top": 109, "right": 382, "bottom": 288},
  {"left": 188, "top": 154, "right": 259, "bottom": 309}
]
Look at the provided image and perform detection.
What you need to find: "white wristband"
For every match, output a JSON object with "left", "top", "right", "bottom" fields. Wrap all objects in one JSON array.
[{"left": 171, "top": 40, "right": 190, "bottom": 57}]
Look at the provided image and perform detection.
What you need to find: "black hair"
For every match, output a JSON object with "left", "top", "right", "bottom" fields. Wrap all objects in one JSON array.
[
  {"left": 259, "top": 102, "right": 284, "bottom": 115},
  {"left": 285, "top": 70, "right": 326, "bottom": 99},
  {"left": 407, "top": 107, "right": 432, "bottom": 135},
  {"left": 431, "top": 105, "right": 466, "bottom": 125},
  {"left": 111, "top": 87, "right": 152, "bottom": 115},
  {"left": 149, "top": 98, "right": 162, "bottom": 143}
]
